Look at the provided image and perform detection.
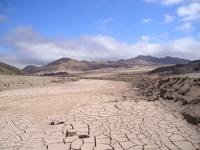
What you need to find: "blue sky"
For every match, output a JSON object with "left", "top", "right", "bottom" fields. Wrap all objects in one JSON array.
[{"left": 0, "top": 0, "right": 200, "bottom": 67}]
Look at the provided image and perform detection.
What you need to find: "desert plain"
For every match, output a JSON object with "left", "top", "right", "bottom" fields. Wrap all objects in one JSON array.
[{"left": 0, "top": 68, "right": 200, "bottom": 150}]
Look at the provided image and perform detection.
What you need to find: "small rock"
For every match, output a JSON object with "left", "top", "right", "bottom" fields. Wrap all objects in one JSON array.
[
  {"left": 67, "top": 131, "right": 77, "bottom": 137},
  {"left": 78, "top": 134, "right": 89, "bottom": 139},
  {"left": 183, "top": 113, "right": 200, "bottom": 125},
  {"left": 49, "top": 120, "right": 64, "bottom": 125},
  {"left": 192, "top": 97, "right": 200, "bottom": 104}
]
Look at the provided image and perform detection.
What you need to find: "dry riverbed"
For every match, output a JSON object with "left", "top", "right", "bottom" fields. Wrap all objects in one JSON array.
[{"left": 0, "top": 79, "right": 199, "bottom": 150}]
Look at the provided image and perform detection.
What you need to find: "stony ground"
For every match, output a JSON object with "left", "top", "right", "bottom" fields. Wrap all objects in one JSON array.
[{"left": 0, "top": 79, "right": 199, "bottom": 150}]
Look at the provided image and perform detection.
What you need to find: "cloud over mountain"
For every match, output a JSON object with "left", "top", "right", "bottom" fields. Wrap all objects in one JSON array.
[{"left": 1, "top": 26, "right": 200, "bottom": 67}]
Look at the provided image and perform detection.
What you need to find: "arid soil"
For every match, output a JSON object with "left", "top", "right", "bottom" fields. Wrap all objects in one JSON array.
[
  {"left": 0, "top": 75, "right": 78, "bottom": 91},
  {"left": 0, "top": 78, "right": 200, "bottom": 150}
]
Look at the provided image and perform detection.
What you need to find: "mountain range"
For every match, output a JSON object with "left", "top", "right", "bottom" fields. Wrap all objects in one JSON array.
[
  {"left": 22, "top": 55, "right": 190, "bottom": 74},
  {"left": 0, "top": 55, "right": 191, "bottom": 75}
]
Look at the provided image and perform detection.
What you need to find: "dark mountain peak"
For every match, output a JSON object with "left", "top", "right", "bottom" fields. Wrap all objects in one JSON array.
[
  {"left": 23, "top": 65, "right": 38, "bottom": 68},
  {"left": 163, "top": 56, "right": 174, "bottom": 59},
  {"left": 135, "top": 55, "right": 155, "bottom": 59},
  {"left": 163, "top": 56, "right": 187, "bottom": 59},
  {"left": 81, "top": 60, "right": 90, "bottom": 63},
  {"left": 128, "top": 55, "right": 159, "bottom": 63},
  {"left": 46, "top": 57, "right": 78, "bottom": 66},
  {"left": 160, "top": 56, "right": 190, "bottom": 64},
  {"left": 58, "top": 57, "right": 74, "bottom": 62},
  {"left": 133, "top": 55, "right": 189, "bottom": 64},
  {"left": 55, "top": 57, "right": 76, "bottom": 62},
  {"left": 22, "top": 65, "right": 41, "bottom": 74}
]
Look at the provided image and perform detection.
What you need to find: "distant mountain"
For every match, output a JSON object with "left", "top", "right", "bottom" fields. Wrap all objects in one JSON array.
[
  {"left": 111, "top": 55, "right": 190, "bottom": 68},
  {"left": 150, "top": 60, "right": 200, "bottom": 75},
  {"left": 22, "top": 65, "right": 42, "bottom": 74},
  {"left": 0, "top": 62, "right": 22, "bottom": 75},
  {"left": 22, "top": 55, "right": 190, "bottom": 74},
  {"left": 45, "top": 58, "right": 92, "bottom": 71},
  {"left": 127, "top": 55, "right": 190, "bottom": 65}
]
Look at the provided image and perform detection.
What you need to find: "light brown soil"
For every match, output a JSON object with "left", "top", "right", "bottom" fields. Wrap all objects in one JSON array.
[
  {"left": 0, "top": 78, "right": 199, "bottom": 150},
  {"left": 0, "top": 75, "right": 78, "bottom": 91}
]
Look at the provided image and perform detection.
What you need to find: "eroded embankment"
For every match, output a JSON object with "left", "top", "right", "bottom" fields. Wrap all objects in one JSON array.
[{"left": 137, "top": 77, "right": 200, "bottom": 125}]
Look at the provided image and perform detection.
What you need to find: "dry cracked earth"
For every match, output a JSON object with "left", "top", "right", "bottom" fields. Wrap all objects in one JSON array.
[{"left": 0, "top": 79, "right": 199, "bottom": 150}]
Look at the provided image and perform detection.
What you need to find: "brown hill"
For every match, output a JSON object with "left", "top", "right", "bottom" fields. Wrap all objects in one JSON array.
[{"left": 0, "top": 62, "right": 22, "bottom": 75}]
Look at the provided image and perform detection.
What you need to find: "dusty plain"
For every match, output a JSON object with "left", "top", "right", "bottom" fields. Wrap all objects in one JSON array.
[{"left": 0, "top": 68, "right": 200, "bottom": 150}]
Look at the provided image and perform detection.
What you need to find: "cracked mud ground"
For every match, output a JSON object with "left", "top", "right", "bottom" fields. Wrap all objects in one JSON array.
[{"left": 0, "top": 79, "right": 199, "bottom": 150}]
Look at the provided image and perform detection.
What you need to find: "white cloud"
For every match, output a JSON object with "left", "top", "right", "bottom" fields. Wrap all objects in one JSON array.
[
  {"left": 142, "top": 18, "right": 152, "bottom": 23},
  {"left": 145, "top": 0, "right": 200, "bottom": 6},
  {"left": 162, "top": 0, "right": 185, "bottom": 5},
  {"left": 1, "top": 26, "right": 200, "bottom": 67},
  {"left": 177, "top": 22, "right": 193, "bottom": 32},
  {"left": 177, "top": 2, "right": 200, "bottom": 21},
  {"left": 145, "top": 0, "right": 186, "bottom": 6},
  {"left": 164, "top": 14, "right": 175, "bottom": 23},
  {"left": 145, "top": 0, "right": 200, "bottom": 33},
  {"left": 172, "top": 36, "right": 200, "bottom": 53},
  {"left": 141, "top": 35, "right": 150, "bottom": 42}
]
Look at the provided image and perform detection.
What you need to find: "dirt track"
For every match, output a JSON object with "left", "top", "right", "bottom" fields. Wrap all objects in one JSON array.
[{"left": 0, "top": 79, "right": 199, "bottom": 150}]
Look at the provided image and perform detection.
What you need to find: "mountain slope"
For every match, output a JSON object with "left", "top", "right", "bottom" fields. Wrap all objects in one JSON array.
[
  {"left": 150, "top": 60, "right": 200, "bottom": 75},
  {"left": 0, "top": 62, "right": 22, "bottom": 75},
  {"left": 22, "top": 55, "right": 190, "bottom": 74}
]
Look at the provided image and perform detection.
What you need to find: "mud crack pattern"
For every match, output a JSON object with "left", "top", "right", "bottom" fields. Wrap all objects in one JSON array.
[
  {"left": 0, "top": 80, "right": 199, "bottom": 150},
  {"left": 1, "top": 100, "right": 200, "bottom": 150}
]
